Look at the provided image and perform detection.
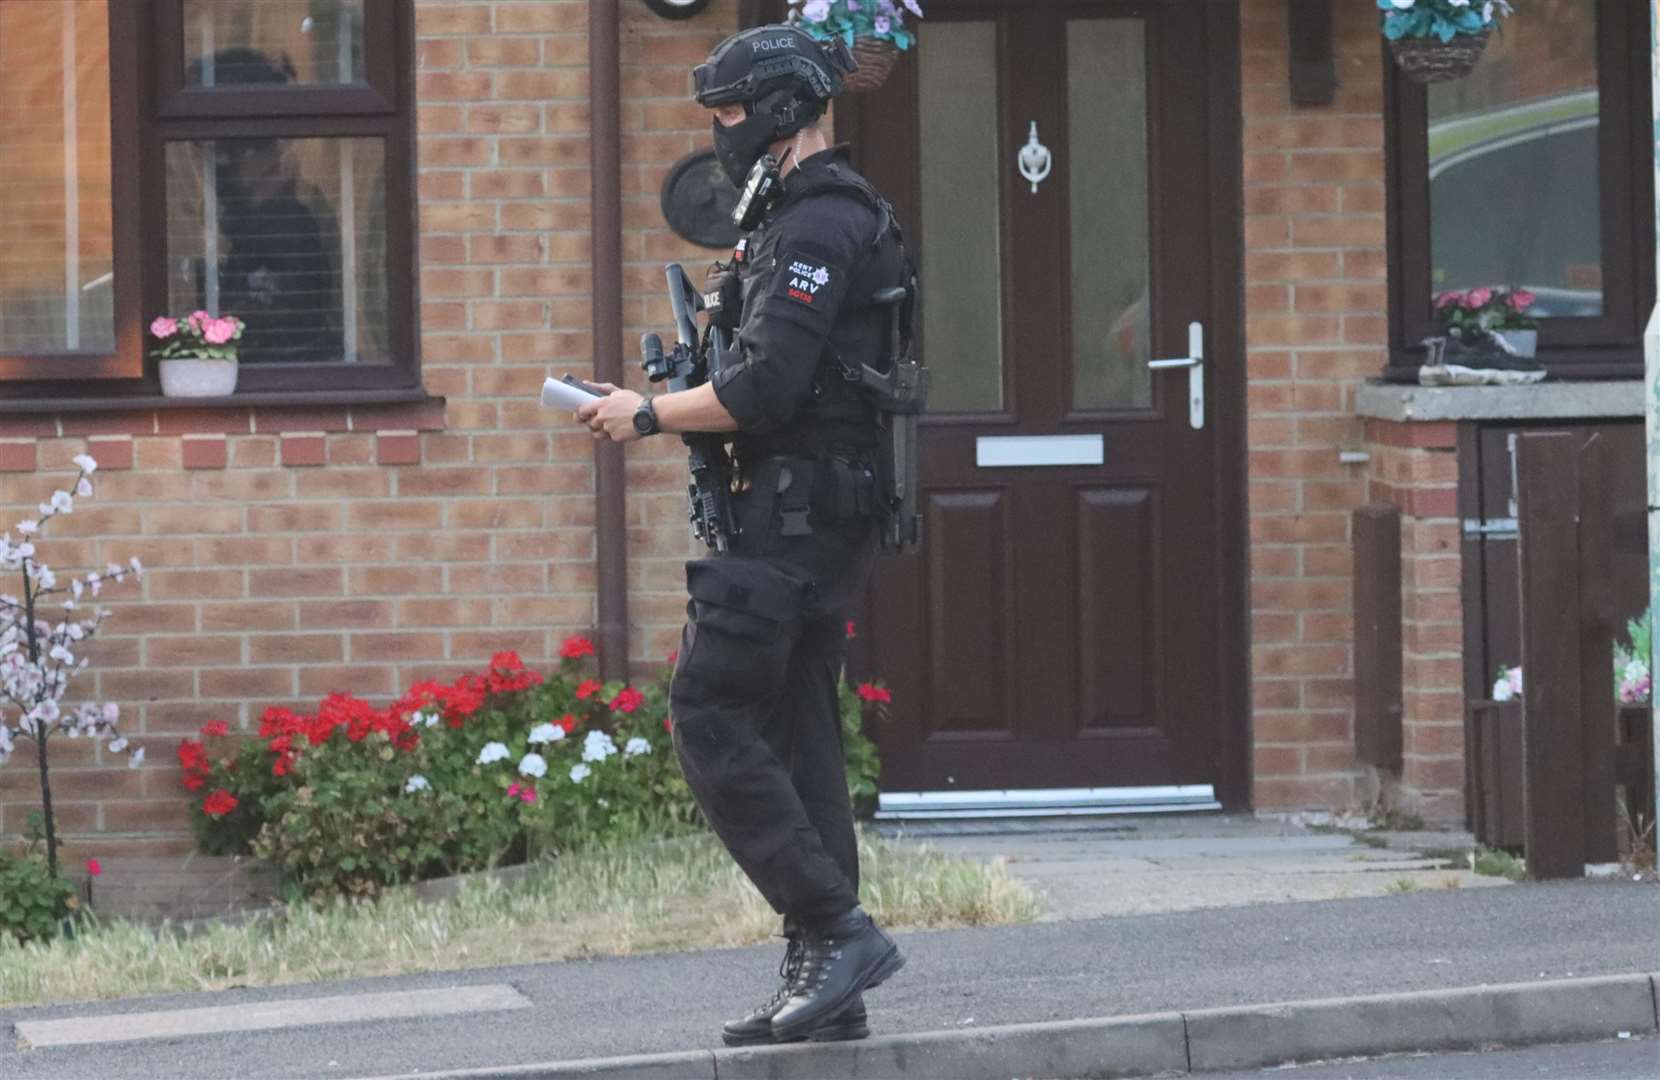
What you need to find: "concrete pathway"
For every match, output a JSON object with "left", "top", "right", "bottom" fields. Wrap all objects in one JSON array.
[{"left": 878, "top": 813, "right": 1502, "bottom": 920}]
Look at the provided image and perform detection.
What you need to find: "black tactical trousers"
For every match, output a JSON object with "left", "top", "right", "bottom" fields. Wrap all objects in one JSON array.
[{"left": 669, "top": 468, "right": 878, "bottom": 931}]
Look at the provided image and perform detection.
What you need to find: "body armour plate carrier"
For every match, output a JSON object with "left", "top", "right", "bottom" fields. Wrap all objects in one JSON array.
[{"left": 789, "top": 166, "right": 929, "bottom": 554}]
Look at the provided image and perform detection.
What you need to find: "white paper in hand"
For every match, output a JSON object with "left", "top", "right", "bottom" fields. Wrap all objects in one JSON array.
[{"left": 541, "top": 376, "right": 605, "bottom": 411}]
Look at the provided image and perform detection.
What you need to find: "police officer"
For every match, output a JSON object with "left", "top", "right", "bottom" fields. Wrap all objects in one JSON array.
[{"left": 578, "top": 23, "right": 908, "bottom": 1047}]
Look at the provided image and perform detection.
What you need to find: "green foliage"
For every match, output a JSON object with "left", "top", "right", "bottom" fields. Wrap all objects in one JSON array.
[
  {"left": 839, "top": 678, "right": 883, "bottom": 810},
  {"left": 793, "top": 0, "right": 921, "bottom": 51},
  {"left": 1471, "top": 846, "right": 1525, "bottom": 881},
  {"left": 1378, "top": 0, "right": 1509, "bottom": 44},
  {"left": 185, "top": 645, "right": 888, "bottom": 900},
  {"left": 0, "top": 821, "right": 78, "bottom": 945}
]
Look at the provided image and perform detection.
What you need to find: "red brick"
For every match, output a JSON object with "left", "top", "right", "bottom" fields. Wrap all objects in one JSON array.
[
  {"left": 0, "top": 441, "right": 37, "bottom": 471},
  {"left": 181, "top": 437, "right": 227, "bottom": 470},
  {"left": 280, "top": 435, "right": 327, "bottom": 468},
  {"left": 378, "top": 432, "right": 422, "bottom": 466}
]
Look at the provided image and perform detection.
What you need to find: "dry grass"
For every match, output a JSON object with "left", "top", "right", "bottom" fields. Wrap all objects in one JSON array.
[{"left": 0, "top": 830, "right": 1038, "bottom": 1008}]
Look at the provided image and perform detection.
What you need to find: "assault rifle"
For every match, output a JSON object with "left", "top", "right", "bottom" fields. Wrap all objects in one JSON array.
[{"left": 640, "top": 263, "right": 738, "bottom": 552}]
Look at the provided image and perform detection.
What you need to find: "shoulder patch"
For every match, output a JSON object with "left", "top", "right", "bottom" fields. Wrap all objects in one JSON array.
[{"left": 779, "top": 255, "right": 833, "bottom": 309}]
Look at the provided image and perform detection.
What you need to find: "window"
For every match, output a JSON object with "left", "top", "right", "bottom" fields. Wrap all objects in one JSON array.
[
  {"left": 1384, "top": 0, "right": 1654, "bottom": 381},
  {"left": 0, "top": 0, "right": 417, "bottom": 399}
]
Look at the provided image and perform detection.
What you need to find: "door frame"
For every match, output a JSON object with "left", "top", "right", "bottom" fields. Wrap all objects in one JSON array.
[{"left": 764, "top": 0, "right": 1251, "bottom": 810}]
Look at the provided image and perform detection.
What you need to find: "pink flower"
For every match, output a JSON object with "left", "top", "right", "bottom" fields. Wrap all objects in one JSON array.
[
  {"left": 86, "top": 858, "right": 102, "bottom": 877},
  {"left": 1509, "top": 290, "right": 1536, "bottom": 311},
  {"left": 149, "top": 316, "right": 179, "bottom": 339},
  {"left": 204, "top": 318, "right": 237, "bottom": 346},
  {"left": 1465, "top": 287, "right": 1493, "bottom": 309},
  {"left": 189, "top": 310, "right": 211, "bottom": 329},
  {"left": 1433, "top": 291, "right": 1464, "bottom": 311},
  {"left": 508, "top": 782, "right": 521, "bottom": 798},
  {"left": 519, "top": 787, "right": 537, "bottom": 803}
]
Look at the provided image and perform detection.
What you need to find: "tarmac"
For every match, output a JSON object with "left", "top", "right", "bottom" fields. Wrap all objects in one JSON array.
[{"left": 3, "top": 815, "right": 1657, "bottom": 1079}]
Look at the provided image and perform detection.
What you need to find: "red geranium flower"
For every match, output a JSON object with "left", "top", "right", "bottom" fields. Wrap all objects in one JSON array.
[
  {"left": 559, "top": 713, "right": 578, "bottom": 734},
  {"left": 202, "top": 789, "right": 239, "bottom": 818},
  {"left": 664, "top": 715, "right": 674, "bottom": 733},
  {"left": 609, "top": 687, "right": 644, "bottom": 714},
  {"left": 575, "top": 678, "right": 602, "bottom": 701},
  {"left": 183, "top": 773, "right": 207, "bottom": 792},
  {"left": 85, "top": 858, "right": 102, "bottom": 877},
  {"left": 273, "top": 753, "right": 294, "bottom": 778},
  {"left": 856, "top": 682, "right": 892, "bottom": 705},
  {"left": 177, "top": 739, "right": 208, "bottom": 772},
  {"left": 199, "top": 720, "right": 229, "bottom": 738},
  {"left": 666, "top": 649, "right": 679, "bottom": 665},
  {"left": 560, "top": 636, "right": 596, "bottom": 660},
  {"left": 846, "top": 621, "right": 857, "bottom": 639}
]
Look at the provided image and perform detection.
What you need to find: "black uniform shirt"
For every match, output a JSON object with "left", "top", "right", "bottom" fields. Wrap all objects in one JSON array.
[{"left": 711, "top": 147, "right": 896, "bottom": 465}]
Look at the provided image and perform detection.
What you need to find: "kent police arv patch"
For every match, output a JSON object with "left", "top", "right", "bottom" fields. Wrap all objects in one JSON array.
[{"left": 779, "top": 255, "right": 832, "bottom": 308}]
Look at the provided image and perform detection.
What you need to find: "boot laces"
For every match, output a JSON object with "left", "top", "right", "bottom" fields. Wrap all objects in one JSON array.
[{"left": 759, "top": 937, "right": 804, "bottom": 1011}]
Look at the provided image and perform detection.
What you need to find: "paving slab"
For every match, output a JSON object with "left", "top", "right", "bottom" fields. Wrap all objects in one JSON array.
[{"left": 882, "top": 813, "right": 1498, "bottom": 920}]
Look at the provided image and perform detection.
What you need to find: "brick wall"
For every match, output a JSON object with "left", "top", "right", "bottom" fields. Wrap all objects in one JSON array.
[
  {"left": 0, "top": 0, "right": 744, "bottom": 856},
  {"left": 1365, "top": 420, "right": 1466, "bottom": 821},
  {"left": 1240, "top": 0, "right": 1389, "bottom": 812}
]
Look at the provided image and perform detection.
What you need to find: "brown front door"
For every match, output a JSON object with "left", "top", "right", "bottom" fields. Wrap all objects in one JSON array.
[{"left": 841, "top": 2, "right": 1245, "bottom": 801}]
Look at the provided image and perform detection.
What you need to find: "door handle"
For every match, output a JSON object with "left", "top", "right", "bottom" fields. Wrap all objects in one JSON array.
[{"left": 1147, "top": 322, "right": 1205, "bottom": 430}]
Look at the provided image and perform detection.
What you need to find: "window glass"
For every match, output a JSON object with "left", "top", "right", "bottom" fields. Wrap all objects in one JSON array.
[
  {"left": 184, "top": 0, "right": 367, "bottom": 88},
  {"left": 165, "top": 137, "right": 390, "bottom": 364},
  {"left": 0, "top": 0, "right": 115, "bottom": 354},
  {"left": 1067, "top": 18, "right": 1151, "bottom": 411},
  {"left": 1428, "top": 0, "right": 1602, "bottom": 317},
  {"left": 917, "top": 20, "right": 1004, "bottom": 413}
]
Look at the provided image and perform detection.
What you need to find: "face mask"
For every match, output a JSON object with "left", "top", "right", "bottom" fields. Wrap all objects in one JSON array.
[{"left": 711, "top": 112, "right": 778, "bottom": 189}]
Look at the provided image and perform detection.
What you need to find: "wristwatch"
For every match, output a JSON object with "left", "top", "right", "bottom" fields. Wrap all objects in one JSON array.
[{"left": 632, "top": 395, "right": 660, "bottom": 437}]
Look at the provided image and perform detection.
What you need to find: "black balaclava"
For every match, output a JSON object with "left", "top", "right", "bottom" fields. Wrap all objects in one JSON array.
[{"left": 711, "top": 87, "right": 820, "bottom": 189}]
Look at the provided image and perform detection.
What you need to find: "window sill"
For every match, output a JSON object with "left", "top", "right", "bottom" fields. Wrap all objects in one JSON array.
[
  {"left": 1355, "top": 379, "right": 1642, "bottom": 423},
  {"left": 0, "top": 387, "right": 440, "bottom": 416}
]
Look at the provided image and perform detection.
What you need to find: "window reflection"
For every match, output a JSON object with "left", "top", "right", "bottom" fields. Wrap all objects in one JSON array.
[
  {"left": 0, "top": 0, "right": 115, "bottom": 355},
  {"left": 167, "top": 136, "right": 389, "bottom": 365},
  {"left": 1428, "top": 0, "right": 1602, "bottom": 318},
  {"left": 184, "top": 0, "right": 366, "bottom": 88}
]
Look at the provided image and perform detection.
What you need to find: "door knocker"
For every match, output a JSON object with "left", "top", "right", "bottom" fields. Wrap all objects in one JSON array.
[{"left": 1017, "top": 122, "right": 1052, "bottom": 194}]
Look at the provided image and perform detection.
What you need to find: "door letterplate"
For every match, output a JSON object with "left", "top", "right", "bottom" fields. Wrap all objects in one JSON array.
[{"left": 1146, "top": 322, "right": 1205, "bottom": 430}]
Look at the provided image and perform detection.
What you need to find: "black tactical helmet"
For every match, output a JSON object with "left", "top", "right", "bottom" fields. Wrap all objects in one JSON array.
[
  {"left": 693, "top": 24, "right": 852, "bottom": 116},
  {"left": 693, "top": 25, "right": 855, "bottom": 186}
]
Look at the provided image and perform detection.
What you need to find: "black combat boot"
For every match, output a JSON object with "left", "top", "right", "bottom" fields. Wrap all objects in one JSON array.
[
  {"left": 769, "top": 906, "right": 904, "bottom": 1043},
  {"left": 722, "top": 934, "right": 870, "bottom": 1046}
]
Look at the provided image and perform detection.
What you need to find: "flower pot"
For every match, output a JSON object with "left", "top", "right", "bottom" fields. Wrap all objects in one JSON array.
[
  {"left": 843, "top": 36, "right": 899, "bottom": 93},
  {"left": 1389, "top": 29, "right": 1490, "bottom": 84},
  {"left": 159, "top": 358, "right": 238, "bottom": 398},
  {"left": 1496, "top": 329, "right": 1538, "bottom": 359}
]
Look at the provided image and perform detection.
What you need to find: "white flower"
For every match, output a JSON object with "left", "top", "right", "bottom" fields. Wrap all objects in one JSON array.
[
  {"left": 128, "top": 747, "right": 145, "bottom": 768},
  {"left": 413, "top": 710, "right": 441, "bottom": 728},
  {"left": 624, "top": 737, "right": 651, "bottom": 758},
  {"left": 582, "top": 730, "right": 617, "bottom": 763},
  {"left": 527, "top": 722, "right": 564, "bottom": 745},
  {"left": 108, "top": 737, "right": 128, "bottom": 754},
  {"left": 1447, "top": 0, "right": 1470, "bottom": 6},
  {"left": 72, "top": 453, "right": 97, "bottom": 475},
  {"left": 75, "top": 478, "right": 93, "bottom": 497},
  {"left": 50, "top": 491, "right": 73, "bottom": 515},
  {"left": 801, "top": 0, "right": 830, "bottom": 21},
  {"left": 569, "top": 763, "right": 591, "bottom": 783},
  {"left": 405, "top": 774, "right": 431, "bottom": 794},
  {"left": 1389, "top": 0, "right": 1414, "bottom": 7},
  {"left": 129, "top": 556, "right": 143, "bottom": 577},
  {"left": 477, "top": 741, "right": 511, "bottom": 765},
  {"left": 518, "top": 752, "right": 548, "bottom": 778},
  {"left": 16, "top": 520, "right": 37, "bottom": 535}
]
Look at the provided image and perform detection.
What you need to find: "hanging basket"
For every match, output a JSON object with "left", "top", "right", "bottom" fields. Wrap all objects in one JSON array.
[
  {"left": 1389, "top": 28, "right": 1491, "bottom": 84},
  {"left": 843, "top": 36, "right": 900, "bottom": 93}
]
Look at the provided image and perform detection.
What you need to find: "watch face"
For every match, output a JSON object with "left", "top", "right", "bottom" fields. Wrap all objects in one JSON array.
[{"left": 633, "top": 405, "right": 655, "bottom": 435}]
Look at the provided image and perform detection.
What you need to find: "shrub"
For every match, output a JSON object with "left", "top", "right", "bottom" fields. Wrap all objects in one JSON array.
[
  {"left": 0, "top": 817, "right": 80, "bottom": 944},
  {"left": 183, "top": 640, "right": 889, "bottom": 899}
]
